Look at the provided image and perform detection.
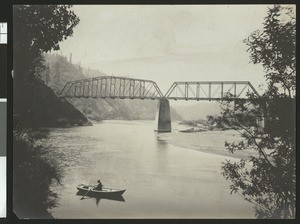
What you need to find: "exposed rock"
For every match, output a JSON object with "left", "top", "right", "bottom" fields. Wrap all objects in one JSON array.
[{"left": 14, "top": 77, "right": 91, "bottom": 128}]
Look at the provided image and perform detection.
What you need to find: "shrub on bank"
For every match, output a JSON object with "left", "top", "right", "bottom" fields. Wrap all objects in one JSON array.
[{"left": 13, "top": 129, "right": 61, "bottom": 219}]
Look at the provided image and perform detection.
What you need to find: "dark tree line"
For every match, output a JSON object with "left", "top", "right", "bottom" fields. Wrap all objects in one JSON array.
[
  {"left": 13, "top": 5, "right": 79, "bottom": 115},
  {"left": 210, "top": 5, "right": 295, "bottom": 218},
  {"left": 13, "top": 5, "right": 80, "bottom": 218},
  {"left": 13, "top": 5, "right": 79, "bottom": 77}
]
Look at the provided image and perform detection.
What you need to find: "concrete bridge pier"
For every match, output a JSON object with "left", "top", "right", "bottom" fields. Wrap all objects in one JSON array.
[{"left": 155, "top": 98, "right": 171, "bottom": 133}]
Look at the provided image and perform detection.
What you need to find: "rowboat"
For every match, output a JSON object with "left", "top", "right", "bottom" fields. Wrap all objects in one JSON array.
[
  {"left": 76, "top": 191, "right": 125, "bottom": 202},
  {"left": 77, "top": 184, "right": 126, "bottom": 196}
]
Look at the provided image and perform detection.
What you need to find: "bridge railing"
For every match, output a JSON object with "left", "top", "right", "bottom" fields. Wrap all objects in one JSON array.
[
  {"left": 164, "top": 81, "right": 260, "bottom": 101},
  {"left": 60, "top": 76, "right": 164, "bottom": 100}
]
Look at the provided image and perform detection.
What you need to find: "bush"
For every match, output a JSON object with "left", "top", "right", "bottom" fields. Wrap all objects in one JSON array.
[{"left": 13, "top": 129, "right": 62, "bottom": 218}]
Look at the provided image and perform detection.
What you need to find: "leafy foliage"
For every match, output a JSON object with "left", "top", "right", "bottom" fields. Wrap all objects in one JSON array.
[
  {"left": 13, "top": 5, "right": 88, "bottom": 125},
  {"left": 13, "top": 5, "right": 79, "bottom": 76},
  {"left": 244, "top": 5, "right": 295, "bottom": 97},
  {"left": 213, "top": 5, "right": 295, "bottom": 218},
  {"left": 218, "top": 94, "right": 295, "bottom": 218},
  {"left": 13, "top": 5, "right": 82, "bottom": 217},
  {"left": 13, "top": 129, "right": 62, "bottom": 218},
  {"left": 13, "top": 5, "right": 80, "bottom": 115}
]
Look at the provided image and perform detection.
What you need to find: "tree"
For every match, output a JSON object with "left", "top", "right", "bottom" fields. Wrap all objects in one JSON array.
[
  {"left": 13, "top": 5, "right": 79, "bottom": 78},
  {"left": 212, "top": 5, "right": 295, "bottom": 218},
  {"left": 244, "top": 5, "right": 295, "bottom": 97},
  {"left": 13, "top": 5, "right": 80, "bottom": 114},
  {"left": 13, "top": 6, "right": 81, "bottom": 217}
]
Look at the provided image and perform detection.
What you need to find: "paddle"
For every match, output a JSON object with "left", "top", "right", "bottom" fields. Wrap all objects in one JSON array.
[{"left": 80, "top": 185, "right": 96, "bottom": 200}]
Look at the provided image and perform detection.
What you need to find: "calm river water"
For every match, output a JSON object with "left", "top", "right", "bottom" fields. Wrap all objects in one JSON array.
[{"left": 39, "top": 120, "right": 255, "bottom": 219}]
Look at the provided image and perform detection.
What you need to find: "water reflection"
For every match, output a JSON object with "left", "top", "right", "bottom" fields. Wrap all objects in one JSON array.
[
  {"left": 76, "top": 191, "right": 125, "bottom": 206},
  {"left": 155, "top": 136, "right": 170, "bottom": 173},
  {"left": 156, "top": 136, "right": 168, "bottom": 150},
  {"left": 46, "top": 121, "right": 255, "bottom": 218}
]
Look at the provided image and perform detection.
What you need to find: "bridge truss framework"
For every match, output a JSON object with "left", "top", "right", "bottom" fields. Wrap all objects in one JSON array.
[
  {"left": 60, "top": 77, "right": 260, "bottom": 101},
  {"left": 59, "top": 76, "right": 264, "bottom": 132},
  {"left": 165, "top": 81, "right": 260, "bottom": 101},
  {"left": 60, "top": 76, "right": 163, "bottom": 100}
]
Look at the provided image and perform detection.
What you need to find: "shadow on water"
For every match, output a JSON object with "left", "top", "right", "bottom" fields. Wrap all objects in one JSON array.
[{"left": 76, "top": 191, "right": 125, "bottom": 206}]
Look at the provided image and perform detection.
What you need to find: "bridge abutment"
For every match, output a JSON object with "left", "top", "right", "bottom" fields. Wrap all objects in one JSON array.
[{"left": 155, "top": 99, "right": 171, "bottom": 133}]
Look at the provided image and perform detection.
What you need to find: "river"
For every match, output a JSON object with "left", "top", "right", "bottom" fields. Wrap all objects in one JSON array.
[{"left": 38, "top": 120, "right": 255, "bottom": 219}]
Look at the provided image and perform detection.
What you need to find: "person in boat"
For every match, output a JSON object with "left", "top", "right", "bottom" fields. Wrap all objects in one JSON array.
[{"left": 95, "top": 180, "right": 103, "bottom": 190}]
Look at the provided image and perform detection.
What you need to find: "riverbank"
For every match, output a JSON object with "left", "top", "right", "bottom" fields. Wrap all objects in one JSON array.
[
  {"left": 13, "top": 129, "right": 61, "bottom": 219},
  {"left": 160, "top": 123, "right": 257, "bottom": 160}
]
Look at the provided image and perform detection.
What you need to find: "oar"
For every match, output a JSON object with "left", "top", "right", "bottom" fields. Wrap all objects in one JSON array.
[{"left": 81, "top": 185, "right": 96, "bottom": 200}]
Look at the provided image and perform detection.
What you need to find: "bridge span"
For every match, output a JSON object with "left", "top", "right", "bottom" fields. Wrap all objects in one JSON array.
[
  {"left": 60, "top": 76, "right": 262, "bottom": 132},
  {"left": 60, "top": 76, "right": 163, "bottom": 100}
]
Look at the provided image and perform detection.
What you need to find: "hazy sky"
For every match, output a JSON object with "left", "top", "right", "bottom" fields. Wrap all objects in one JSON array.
[{"left": 58, "top": 5, "right": 273, "bottom": 94}]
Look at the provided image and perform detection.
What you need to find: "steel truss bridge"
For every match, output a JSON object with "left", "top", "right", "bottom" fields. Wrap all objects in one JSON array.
[
  {"left": 60, "top": 76, "right": 260, "bottom": 100},
  {"left": 60, "top": 76, "right": 263, "bottom": 132},
  {"left": 165, "top": 81, "right": 259, "bottom": 101},
  {"left": 60, "top": 76, "right": 163, "bottom": 99}
]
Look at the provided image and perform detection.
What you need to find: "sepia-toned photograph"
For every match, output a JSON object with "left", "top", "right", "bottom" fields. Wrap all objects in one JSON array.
[{"left": 12, "top": 5, "right": 295, "bottom": 219}]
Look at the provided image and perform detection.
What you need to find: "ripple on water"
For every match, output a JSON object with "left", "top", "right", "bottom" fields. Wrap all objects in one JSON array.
[{"left": 35, "top": 121, "right": 255, "bottom": 219}]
